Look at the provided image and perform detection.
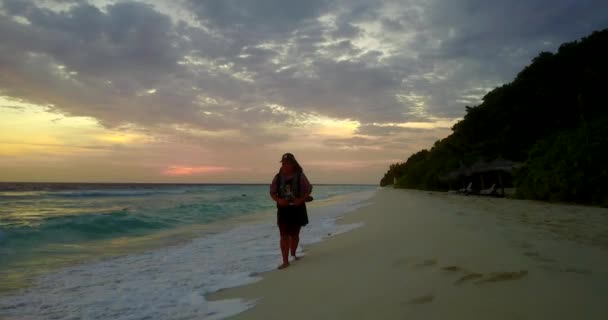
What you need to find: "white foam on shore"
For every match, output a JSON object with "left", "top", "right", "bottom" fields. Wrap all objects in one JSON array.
[{"left": 0, "top": 189, "right": 376, "bottom": 320}]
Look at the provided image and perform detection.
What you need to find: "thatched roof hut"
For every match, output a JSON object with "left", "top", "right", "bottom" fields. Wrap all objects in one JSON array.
[
  {"left": 441, "top": 164, "right": 471, "bottom": 181},
  {"left": 442, "top": 158, "right": 523, "bottom": 194}
]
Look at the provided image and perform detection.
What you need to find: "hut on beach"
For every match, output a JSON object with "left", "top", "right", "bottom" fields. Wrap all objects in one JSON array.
[{"left": 442, "top": 158, "right": 523, "bottom": 196}]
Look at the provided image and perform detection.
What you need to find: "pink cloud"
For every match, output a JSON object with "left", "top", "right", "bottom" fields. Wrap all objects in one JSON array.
[{"left": 162, "top": 165, "right": 230, "bottom": 176}]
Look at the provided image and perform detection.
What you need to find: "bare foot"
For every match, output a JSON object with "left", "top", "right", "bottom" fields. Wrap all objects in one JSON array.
[
  {"left": 277, "top": 262, "right": 290, "bottom": 270},
  {"left": 292, "top": 255, "right": 301, "bottom": 261}
]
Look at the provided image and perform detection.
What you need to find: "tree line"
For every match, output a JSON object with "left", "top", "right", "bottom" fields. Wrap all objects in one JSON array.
[{"left": 380, "top": 29, "right": 608, "bottom": 206}]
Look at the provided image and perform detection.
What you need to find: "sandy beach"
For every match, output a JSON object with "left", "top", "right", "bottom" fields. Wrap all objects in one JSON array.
[{"left": 210, "top": 188, "right": 608, "bottom": 319}]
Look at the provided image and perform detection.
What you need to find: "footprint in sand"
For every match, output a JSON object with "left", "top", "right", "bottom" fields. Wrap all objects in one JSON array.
[
  {"left": 474, "top": 270, "right": 528, "bottom": 284},
  {"left": 454, "top": 272, "right": 484, "bottom": 285},
  {"left": 441, "top": 265, "right": 464, "bottom": 272},
  {"left": 438, "top": 263, "right": 529, "bottom": 286},
  {"left": 406, "top": 294, "right": 435, "bottom": 305}
]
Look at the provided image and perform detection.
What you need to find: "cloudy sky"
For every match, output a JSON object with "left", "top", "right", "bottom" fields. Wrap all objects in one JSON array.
[{"left": 0, "top": 0, "right": 606, "bottom": 184}]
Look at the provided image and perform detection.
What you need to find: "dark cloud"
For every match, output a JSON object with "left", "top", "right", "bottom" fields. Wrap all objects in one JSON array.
[
  {"left": 425, "top": 0, "right": 607, "bottom": 46},
  {"left": 341, "top": 2, "right": 381, "bottom": 22},
  {"left": 331, "top": 21, "right": 362, "bottom": 39},
  {"left": 0, "top": 1, "right": 223, "bottom": 129},
  {"left": 323, "top": 136, "right": 379, "bottom": 148},
  {"left": 186, "top": 0, "right": 330, "bottom": 39},
  {"left": 1, "top": 0, "right": 607, "bottom": 140},
  {"left": 0, "top": 1, "right": 182, "bottom": 79},
  {"left": 257, "top": 58, "right": 405, "bottom": 123},
  {"left": 381, "top": 18, "right": 405, "bottom": 32},
  {"left": 361, "top": 0, "right": 608, "bottom": 117}
]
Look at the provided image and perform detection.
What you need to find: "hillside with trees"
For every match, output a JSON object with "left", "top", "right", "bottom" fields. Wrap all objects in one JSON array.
[{"left": 380, "top": 29, "right": 608, "bottom": 206}]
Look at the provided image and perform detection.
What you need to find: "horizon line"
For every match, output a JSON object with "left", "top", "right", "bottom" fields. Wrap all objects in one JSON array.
[{"left": 0, "top": 181, "right": 379, "bottom": 186}]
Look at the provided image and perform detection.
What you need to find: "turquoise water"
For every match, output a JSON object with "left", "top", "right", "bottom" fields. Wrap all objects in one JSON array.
[{"left": 0, "top": 183, "right": 375, "bottom": 293}]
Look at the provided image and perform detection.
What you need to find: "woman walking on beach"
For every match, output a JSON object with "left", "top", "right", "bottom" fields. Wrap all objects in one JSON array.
[{"left": 269, "top": 153, "right": 312, "bottom": 269}]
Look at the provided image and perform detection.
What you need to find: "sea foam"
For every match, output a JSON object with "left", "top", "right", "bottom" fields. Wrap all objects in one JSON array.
[{"left": 0, "top": 190, "right": 376, "bottom": 320}]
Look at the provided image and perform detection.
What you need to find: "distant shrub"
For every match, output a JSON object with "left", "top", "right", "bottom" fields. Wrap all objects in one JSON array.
[{"left": 515, "top": 118, "right": 608, "bottom": 206}]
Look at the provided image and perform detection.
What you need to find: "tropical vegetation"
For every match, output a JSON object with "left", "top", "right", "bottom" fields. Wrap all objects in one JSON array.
[{"left": 380, "top": 29, "right": 608, "bottom": 206}]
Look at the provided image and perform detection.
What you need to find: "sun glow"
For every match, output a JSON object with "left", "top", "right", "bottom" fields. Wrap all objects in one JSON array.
[
  {"left": 0, "top": 96, "right": 150, "bottom": 156},
  {"left": 265, "top": 106, "right": 361, "bottom": 138},
  {"left": 162, "top": 165, "right": 230, "bottom": 176},
  {"left": 96, "top": 133, "right": 147, "bottom": 144},
  {"left": 306, "top": 115, "right": 360, "bottom": 137}
]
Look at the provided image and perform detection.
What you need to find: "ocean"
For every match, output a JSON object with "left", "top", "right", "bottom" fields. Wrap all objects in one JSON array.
[{"left": 0, "top": 182, "right": 376, "bottom": 319}]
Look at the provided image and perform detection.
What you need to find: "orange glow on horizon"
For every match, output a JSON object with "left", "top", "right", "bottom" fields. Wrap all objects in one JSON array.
[{"left": 162, "top": 165, "right": 230, "bottom": 176}]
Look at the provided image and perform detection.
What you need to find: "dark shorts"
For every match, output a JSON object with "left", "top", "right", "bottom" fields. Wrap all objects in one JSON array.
[
  {"left": 276, "top": 204, "right": 309, "bottom": 236},
  {"left": 278, "top": 223, "right": 301, "bottom": 237}
]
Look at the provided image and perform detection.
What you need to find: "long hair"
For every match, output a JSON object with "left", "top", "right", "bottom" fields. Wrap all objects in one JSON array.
[
  {"left": 292, "top": 160, "right": 303, "bottom": 174},
  {"left": 279, "top": 162, "right": 303, "bottom": 174},
  {"left": 279, "top": 157, "right": 303, "bottom": 174}
]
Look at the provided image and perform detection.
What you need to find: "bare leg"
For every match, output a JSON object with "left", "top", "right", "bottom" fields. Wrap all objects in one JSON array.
[
  {"left": 290, "top": 227, "right": 301, "bottom": 260},
  {"left": 290, "top": 236, "right": 300, "bottom": 259},
  {"left": 278, "top": 235, "right": 290, "bottom": 269}
]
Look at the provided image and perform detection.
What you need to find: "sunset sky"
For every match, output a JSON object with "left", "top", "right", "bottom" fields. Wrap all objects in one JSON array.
[{"left": 1, "top": 0, "right": 606, "bottom": 184}]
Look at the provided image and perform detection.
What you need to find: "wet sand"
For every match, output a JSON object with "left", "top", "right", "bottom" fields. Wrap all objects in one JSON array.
[{"left": 209, "top": 188, "right": 608, "bottom": 319}]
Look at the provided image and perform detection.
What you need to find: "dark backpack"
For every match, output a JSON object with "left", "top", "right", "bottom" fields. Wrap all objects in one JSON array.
[{"left": 275, "top": 172, "right": 313, "bottom": 202}]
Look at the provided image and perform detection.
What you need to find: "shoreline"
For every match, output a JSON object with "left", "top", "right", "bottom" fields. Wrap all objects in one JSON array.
[
  {"left": 209, "top": 188, "right": 608, "bottom": 319},
  {"left": 0, "top": 189, "right": 377, "bottom": 320}
]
